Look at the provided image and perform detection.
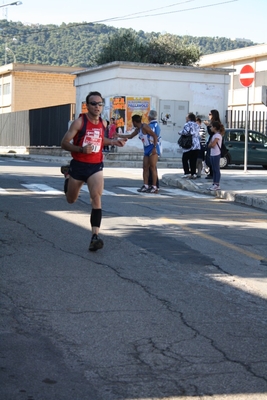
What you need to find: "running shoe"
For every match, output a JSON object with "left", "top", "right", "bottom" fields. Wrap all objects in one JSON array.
[
  {"left": 137, "top": 185, "right": 148, "bottom": 192},
  {"left": 89, "top": 234, "right": 104, "bottom": 252},
  {"left": 182, "top": 174, "right": 190, "bottom": 179},
  {"left": 146, "top": 186, "right": 158, "bottom": 194},
  {"left": 209, "top": 184, "right": 220, "bottom": 191}
]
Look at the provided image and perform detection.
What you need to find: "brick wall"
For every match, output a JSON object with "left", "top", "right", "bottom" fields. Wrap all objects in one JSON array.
[{"left": 13, "top": 71, "right": 76, "bottom": 111}]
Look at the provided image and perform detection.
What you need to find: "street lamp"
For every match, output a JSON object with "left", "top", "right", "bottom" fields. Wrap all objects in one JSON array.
[
  {"left": 5, "top": 46, "right": 16, "bottom": 62},
  {"left": 0, "top": 1, "right": 22, "bottom": 8},
  {"left": 4, "top": 37, "right": 17, "bottom": 64}
]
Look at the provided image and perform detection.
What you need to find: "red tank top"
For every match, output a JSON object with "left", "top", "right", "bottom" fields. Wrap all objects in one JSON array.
[{"left": 72, "top": 114, "right": 105, "bottom": 163}]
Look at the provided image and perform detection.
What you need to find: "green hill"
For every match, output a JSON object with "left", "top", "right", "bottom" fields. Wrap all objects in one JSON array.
[{"left": 0, "top": 20, "right": 256, "bottom": 67}]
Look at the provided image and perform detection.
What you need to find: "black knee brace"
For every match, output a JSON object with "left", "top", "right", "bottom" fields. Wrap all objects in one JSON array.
[
  {"left": 90, "top": 208, "right": 102, "bottom": 228},
  {"left": 64, "top": 178, "right": 69, "bottom": 194}
]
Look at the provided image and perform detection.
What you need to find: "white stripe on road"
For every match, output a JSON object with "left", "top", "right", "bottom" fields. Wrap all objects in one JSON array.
[
  {"left": 22, "top": 184, "right": 62, "bottom": 194},
  {"left": 118, "top": 187, "right": 208, "bottom": 198},
  {"left": 1, "top": 184, "right": 209, "bottom": 199},
  {"left": 118, "top": 187, "right": 170, "bottom": 198},
  {"left": 163, "top": 188, "right": 209, "bottom": 198},
  {"left": 81, "top": 186, "right": 116, "bottom": 196}
]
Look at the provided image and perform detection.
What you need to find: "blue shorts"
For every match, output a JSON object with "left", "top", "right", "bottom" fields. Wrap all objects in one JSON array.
[
  {"left": 144, "top": 144, "right": 160, "bottom": 157},
  {"left": 69, "top": 159, "right": 103, "bottom": 182}
]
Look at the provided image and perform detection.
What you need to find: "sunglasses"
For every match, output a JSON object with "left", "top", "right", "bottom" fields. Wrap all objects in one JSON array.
[
  {"left": 209, "top": 113, "right": 212, "bottom": 115},
  {"left": 88, "top": 101, "right": 104, "bottom": 106}
]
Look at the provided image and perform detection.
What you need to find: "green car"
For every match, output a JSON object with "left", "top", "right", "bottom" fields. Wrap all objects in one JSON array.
[{"left": 222, "top": 129, "right": 267, "bottom": 169}]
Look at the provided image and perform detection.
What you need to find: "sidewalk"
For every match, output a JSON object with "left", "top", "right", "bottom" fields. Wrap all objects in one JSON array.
[
  {"left": 161, "top": 169, "right": 267, "bottom": 211},
  {"left": 1, "top": 152, "right": 267, "bottom": 212}
]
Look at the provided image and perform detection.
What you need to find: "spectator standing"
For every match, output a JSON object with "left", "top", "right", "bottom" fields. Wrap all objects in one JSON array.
[
  {"left": 108, "top": 118, "right": 117, "bottom": 152},
  {"left": 203, "top": 109, "right": 222, "bottom": 179},
  {"left": 196, "top": 117, "right": 206, "bottom": 178},
  {"left": 147, "top": 110, "right": 161, "bottom": 190},
  {"left": 178, "top": 113, "right": 200, "bottom": 179},
  {"left": 103, "top": 120, "right": 110, "bottom": 152},
  {"left": 208, "top": 120, "right": 225, "bottom": 191}
]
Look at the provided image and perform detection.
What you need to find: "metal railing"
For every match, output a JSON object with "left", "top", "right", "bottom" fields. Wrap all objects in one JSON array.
[{"left": 226, "top": 110, "right": 267, "bottom": 135}]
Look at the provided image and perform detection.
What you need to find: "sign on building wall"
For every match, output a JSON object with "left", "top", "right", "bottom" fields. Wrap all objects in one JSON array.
[
  {"left": 81, "top": 95, "right": 152, "bottom": 133},
  {"left": 110, "top": 96, "right": 126, "bottom": 133},
  {"left": 107, "top": 96, "right": 151, "bottom": 132},
  {"left": 126, "top": 97, "right": 150, "bottom": 131}
]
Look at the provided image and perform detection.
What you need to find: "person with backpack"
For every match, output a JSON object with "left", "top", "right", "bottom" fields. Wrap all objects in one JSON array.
[
  {"left": 60, "top": 91, "right": 127, "bottom": 251},
  {"left": 207, "top": 120, "right": 225, "bottom": 191},
  {"left": 203, "top": 109, "right": 222, "bottom": 180},
  {"left": 178, "top": 112, "right": 200, "bottom": 179}
]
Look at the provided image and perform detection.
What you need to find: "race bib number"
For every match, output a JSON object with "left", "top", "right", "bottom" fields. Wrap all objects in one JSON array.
[{"left": 82, "top": 128, "right": 102, "bottom": 152}]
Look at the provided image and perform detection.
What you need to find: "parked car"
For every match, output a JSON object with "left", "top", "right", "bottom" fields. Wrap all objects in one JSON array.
[{"left": 221, "top": 128, "right": 267, "bottom": 169}]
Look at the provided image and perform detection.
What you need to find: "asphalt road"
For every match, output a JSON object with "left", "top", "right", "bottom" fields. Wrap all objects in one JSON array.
[{"left": 1, "top": 158, "right": 267, "bottom": 400}]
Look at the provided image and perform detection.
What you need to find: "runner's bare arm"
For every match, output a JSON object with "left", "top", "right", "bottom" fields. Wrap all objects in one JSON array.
[
  {"left": 61, "top": 117, "right": 85, "bottom": 153},
  {"left": 114, "top": 129, "right": 139, "bottom": 139},
  {"left": 61, "top": 118, "right": 95, "bottom": 154},
  {"left": 103, "top": 137, "right": 128, "bottom": 147}
]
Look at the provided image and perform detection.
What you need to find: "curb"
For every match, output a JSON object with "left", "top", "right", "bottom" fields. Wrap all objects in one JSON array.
[{"left": 161, "top": 174, "right": 267, "bottom": 212}]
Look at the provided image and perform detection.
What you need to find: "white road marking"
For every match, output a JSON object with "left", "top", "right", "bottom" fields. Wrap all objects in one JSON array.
[
  {"left": 10, "top": 159, "right": 29, "bottom": 163},
  {"left": 118, "top": 187, "right": 170, "bottom": 198},
  {"left": 1, "top": 184, "right": 209, "bottom": 199},
  {"left": 21, "top": 184, "right": 62, "bottom": 194},
  {"left": 119, "top": 187, "right": 209, "bottom": 198},
  {"left": 81, "top": 186, "right": 116, "bottom": 196},
  {"left": 163, "top": 188, "right": 209, "bottom": 198}
]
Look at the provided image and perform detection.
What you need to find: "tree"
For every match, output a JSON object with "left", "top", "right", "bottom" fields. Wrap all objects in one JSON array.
[
  {"left": 144, "top": 34, "right": 201, "bottom": 65},
  {"left": 94, "top": 30, "right": 147, "bottom": 65},
  {"left": 95, "top": 31, "right": 201, "bottom": 66}
]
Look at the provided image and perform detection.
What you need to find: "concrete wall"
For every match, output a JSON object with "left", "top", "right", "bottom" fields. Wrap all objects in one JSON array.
[{"left": 74, "top": 62, "right": 231, "bottom": 144}]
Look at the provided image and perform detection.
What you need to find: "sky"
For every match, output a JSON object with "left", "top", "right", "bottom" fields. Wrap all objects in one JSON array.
[{"left": 2, "top": 0, "right": 266, "bottom": 44}]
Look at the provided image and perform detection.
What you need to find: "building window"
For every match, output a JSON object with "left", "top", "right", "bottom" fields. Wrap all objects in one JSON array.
[{"left": 3, "top": 83, "right": 10, "bottom": 95}]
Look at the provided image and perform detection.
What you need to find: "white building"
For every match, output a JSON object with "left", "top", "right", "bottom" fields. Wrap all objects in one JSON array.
[
  {"left": 74, "top": 61, "right": 232, "bottom": 146},
  {"left": 198, "top": 44, "right": 267, "bottom": 132}
]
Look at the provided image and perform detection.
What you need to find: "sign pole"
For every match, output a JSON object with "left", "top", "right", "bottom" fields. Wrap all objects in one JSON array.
[
  {"left": 244, "top": 87, "right": 249, "bottom": 173},
  {"left": 239, "top": 64, "right": 254, "bottom": 173}
]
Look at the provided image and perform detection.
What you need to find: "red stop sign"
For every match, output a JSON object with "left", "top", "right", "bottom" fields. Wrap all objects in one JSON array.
[{"left": 240, "top": 65, "right": 254, "bottom": 87}]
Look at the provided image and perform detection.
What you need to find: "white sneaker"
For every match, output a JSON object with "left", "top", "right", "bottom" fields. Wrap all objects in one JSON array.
[
  {"left": 209, "top": 184, "right": 220, "bottom": 191},
  {"left": 182, "top": 174, "right": 190, "bottom": 179},
  {"left": 189, "top": 174, "right": 197, "bottom": 179}
]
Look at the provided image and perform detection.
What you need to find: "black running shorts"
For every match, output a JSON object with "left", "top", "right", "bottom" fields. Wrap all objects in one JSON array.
[{"left": 69, "top": 159, "right": 103, "bottom": 183}]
